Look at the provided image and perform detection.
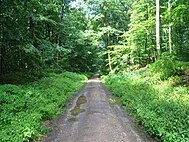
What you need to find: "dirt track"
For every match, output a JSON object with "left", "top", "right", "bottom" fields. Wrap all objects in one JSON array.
[{"left": 39, "top": 77, "right": 154, "bottom": 142}]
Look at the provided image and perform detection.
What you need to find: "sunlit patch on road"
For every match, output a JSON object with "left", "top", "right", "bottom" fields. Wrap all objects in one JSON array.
[{"left": 87, "top": 79, "right": 101, "bottom": 83}]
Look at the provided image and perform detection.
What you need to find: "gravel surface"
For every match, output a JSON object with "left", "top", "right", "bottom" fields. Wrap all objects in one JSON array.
[{"left": 39, "top": 77, "right": 155, "bottom": 142}]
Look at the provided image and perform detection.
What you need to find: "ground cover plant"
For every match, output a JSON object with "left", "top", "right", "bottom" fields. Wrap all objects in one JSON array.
[
  {"left": 0, "top": 72, "right": 87, "bottom": 142},
  {"left": 103, "top": 60, "right": 189, "bottom": 142}
]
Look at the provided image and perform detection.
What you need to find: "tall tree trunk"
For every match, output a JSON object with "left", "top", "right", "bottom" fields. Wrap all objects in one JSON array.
[
  {"left": 59, "top": 0, "right": 65, "bottom": 45},
  {"left": 156, "top": 0, "right": 161, "bottom": 60},
  {"left": 168, "top": 0, "right": 172, "bottom": 54},
  {"left": 107, "top": 32, "right": 112, "bottom": 72},
  {"left": 108, "top": 52, "right": 112, "bottom": 72},
  {"left": 57, "top": 36, "right": 60, "bottom": 67},
  {"left": 145, "top": 1, "right": 149, "bottom": 63},
  {"left": 56, "top": 0, "right": 65, "bottom": 68}
]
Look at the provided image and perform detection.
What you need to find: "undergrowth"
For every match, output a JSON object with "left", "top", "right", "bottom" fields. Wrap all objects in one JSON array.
[
  {"left": 0, "top": 69, "right": 46, "bottom": 85},
  {"left": 103, "top": 60, "right": 189, "bottom": 142},
  {"left": 0, "top": 68, "right": 68, "bottom": 85},
  {"left": 0, "top": 72, "right": 87, "bottom": 142}
]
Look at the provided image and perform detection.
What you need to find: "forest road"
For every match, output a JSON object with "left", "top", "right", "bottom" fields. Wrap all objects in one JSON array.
[{"left": 39, "top": 77, "right": 154, "bottom": 142}]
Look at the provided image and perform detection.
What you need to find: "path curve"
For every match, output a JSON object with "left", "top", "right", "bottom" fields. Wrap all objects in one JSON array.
[{"left": 39, "top": 77, "right": 154, "bottom": 142}]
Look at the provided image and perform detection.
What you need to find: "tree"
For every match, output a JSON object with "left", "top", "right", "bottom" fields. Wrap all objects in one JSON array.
[
  {"left": 168, "top": 0, "right": 172, "bottom": 54},
  {"left": 156, "top": 0, "right": 161, "bottom": 60}
]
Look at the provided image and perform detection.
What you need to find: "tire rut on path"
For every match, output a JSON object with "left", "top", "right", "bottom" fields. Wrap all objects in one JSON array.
[{"left": 39, "top": 77, "right": 154, "bottom": 142}]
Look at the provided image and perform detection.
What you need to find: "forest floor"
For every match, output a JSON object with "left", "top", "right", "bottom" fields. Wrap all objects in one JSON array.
[{"left": 37, "top": 76, "right": 154, "bottom": 142}]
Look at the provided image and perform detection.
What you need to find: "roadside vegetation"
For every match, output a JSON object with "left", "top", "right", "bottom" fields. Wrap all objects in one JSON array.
[
  {"left": 0, "top": 72, "right": 87, "bottom": 142},
  {"left": 103, "top": 58, "right": 189, "bottom": 142}
]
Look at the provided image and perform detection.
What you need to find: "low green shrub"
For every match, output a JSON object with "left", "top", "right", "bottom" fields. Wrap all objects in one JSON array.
[
  {"left": 150, "top": 54, "right": 189, "bottom": 80},
  {"left": 103, "top": 69, "right": 189, "bottom": 142},
  {"left": 79, "top": 72, "right": 94, "bottom": 79},
  {"left": 0, "top": 72, "right": 87, "bottom": 142},
  {"left": 150, "top": 53, "right": 175, "bottom": 79}
]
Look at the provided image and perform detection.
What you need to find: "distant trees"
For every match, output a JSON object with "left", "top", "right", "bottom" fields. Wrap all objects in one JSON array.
[
  {"left": 1, "top": 0, "right": 189, "bottom": 74},
  {"left": 86, "top": 0, "right": 129, "bottom": 72}
]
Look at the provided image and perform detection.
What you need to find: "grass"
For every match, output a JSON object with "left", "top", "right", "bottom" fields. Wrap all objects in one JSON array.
[{"left": 0, "top": 72, "right": 87, "bottom": 142}]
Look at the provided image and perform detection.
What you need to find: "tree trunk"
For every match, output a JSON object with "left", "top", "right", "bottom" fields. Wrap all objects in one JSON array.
[
  {"left": 168, "top": 0, "right": 172, "bottom": 54},
  {"left": 108, "top": 52, "right": 112, "bottom": 72},
  {"left": 57, "top": 36, "right": 60, "bottom": 67},
  {"left": 156, "top": 0, "right": 161, "bottom": 59}
]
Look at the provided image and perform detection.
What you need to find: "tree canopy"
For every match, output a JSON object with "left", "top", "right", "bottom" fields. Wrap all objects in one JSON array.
[{"left": 1, "top": 0, "right": 189, "bottom": 74}]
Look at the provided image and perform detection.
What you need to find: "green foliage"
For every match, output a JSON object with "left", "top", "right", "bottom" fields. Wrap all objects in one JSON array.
[
  {"left": 0, "top": 0, "right": 100, "bottom": 74},
  {"left": 1, "top": 0, "right": 189, "bottom": 75},
  {"left": 103, "top": 67, "right": 189, "bottom": 142},
  {"left": 150, "top": 54, "right": 176, "bottom": 79},
  {"left": 94, "top": 0, "right": 189, "bottom": 73},
  {"left": 79, "top": 72, "right": 94, "bottom": 79},
  {"left": 0, "top": 72, "right": 87, "bottom": 142},
  {"left": 150, "top": 53, "right": 189, "bottom": 79}
]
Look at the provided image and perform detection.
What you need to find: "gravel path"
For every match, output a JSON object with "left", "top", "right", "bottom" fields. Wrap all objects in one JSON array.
[{"left": 39, "top": 77, "right": 154, "bottom": 142}]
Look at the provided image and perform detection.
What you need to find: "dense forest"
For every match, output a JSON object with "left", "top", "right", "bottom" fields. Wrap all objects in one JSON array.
[
  {"left": 0, "top": 0, "right": 189, "bottom": 141},
  {"left": 1, "top": 0, "right": 189, "bottom": 75}
]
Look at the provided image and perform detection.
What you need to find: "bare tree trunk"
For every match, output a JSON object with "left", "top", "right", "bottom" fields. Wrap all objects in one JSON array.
[
  {"left": 108, "top": 52, "right": 112, "bottom": 72},
  {"left": 156, "top": 0, "right": 161, "bottom": 60},
  {"left": 57, "top": 34, "right": 60, "bottom": 67},
  {"left": 168, "top": 0, "right": 172, "bottom": 54}
]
